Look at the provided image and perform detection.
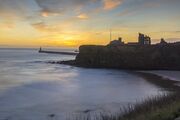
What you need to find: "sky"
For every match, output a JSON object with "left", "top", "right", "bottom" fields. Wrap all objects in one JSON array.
[{"left": 0, "top": 0, "right": 180, "bottom": 47}]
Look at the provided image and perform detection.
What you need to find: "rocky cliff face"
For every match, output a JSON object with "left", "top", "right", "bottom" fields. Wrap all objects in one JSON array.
[{"left": 75, "top": 44, "right": 180, "bottom": 70}]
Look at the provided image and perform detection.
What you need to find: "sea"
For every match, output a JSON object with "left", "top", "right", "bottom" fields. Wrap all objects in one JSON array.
[{"left": 0, "top": 48, "right": 179, "bottom": 120}]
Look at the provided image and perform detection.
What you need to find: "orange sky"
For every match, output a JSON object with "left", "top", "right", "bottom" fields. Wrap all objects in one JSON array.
[{"left": 0, "top": 0, "right": 180, "bottom": 48}]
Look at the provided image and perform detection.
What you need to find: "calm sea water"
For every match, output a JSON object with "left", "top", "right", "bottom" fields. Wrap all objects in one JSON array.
[{"left": 0, "top": 48, "right": 165, "bottom": 120}]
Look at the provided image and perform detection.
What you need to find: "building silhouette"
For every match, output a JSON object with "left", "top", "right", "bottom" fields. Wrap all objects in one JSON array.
[
  {"left": 108, "top": 33, "right": 151, "bottom": 46},
  {"left": 108, "top": 37, "right": 124, "bottom": 46},
  {"left": 138, "top": 33, "right": 151, "bottom": 45}
]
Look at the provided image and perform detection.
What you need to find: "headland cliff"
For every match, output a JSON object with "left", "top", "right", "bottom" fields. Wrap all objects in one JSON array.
[
  {"left": 62, "top": 43, "right": 180, "bottom": 70},
  {"left": 60, "top": 33, "right": 180, "bottom": 70}
]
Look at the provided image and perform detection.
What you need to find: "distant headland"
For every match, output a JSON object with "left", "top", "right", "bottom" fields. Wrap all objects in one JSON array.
[{"left": 58, "top": 33, "right": 180, "bottom": 70}]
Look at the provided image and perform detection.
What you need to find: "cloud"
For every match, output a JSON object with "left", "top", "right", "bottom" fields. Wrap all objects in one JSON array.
[
  {"left": 103, "top": 0, "right": 123, "bottom": 10},
  {"left": 118, "top": 0, "right": 180, "bottom": 17},
  {"left": 31, "top": 22, "right": 59, "bottom": 32},
  {"left": 31, "top": 20, "right": 75, "bottom": 33},
  {"left": 0, "top": 0, "right": 31, "bottom": 29},
  {"left": 0, "top": 0, "right": 39, "bottom": 18},
  {"left": 40, "top": 8, "right": 60, "bottom": 17},
  {"left": 117, "top": 1, "right": 156, "bottom": 17},
  {"left": 77, "top": 13, "right": 89, "bottom": 20},
  {"left": 0, "top": 21, "right": 15, "bottom": 29},
  {"left": 0, "top": 0, "right": 123, "bottom": 23},
  {"left": 35, "top": 0, "right": 98, "bottom": 16},
  {"left": 0, "top": 0, "right": 41, "bottom": 29},
  {"left": 35, "top": 0, "right": 123, "bottom": 17}
]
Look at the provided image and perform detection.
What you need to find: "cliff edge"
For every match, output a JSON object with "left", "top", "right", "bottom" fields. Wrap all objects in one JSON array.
[{"left": 73, "top": 43, "right": 180, "bottom": 70}]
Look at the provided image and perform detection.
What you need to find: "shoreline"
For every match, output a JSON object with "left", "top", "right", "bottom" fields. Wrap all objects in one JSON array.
[
  {"left": 130, "top": 71, "right": 180, "bottom": 91},
  {"left": 73, "top": 70, "right": 180, "bottom": 120},
  {"left": 112, "top": 71, "right": 180, "bottom": 120},
  {"left": 60, "top": 63, "right": 180, "bottom": 120},
  {"left": 49, "top": 60, "right": 180, "bottom": 71},
  {"left": 49, "top": 60, "right": 180, "bottom": 91},
  {"left": 47, "top": 60, "right": 180, "bottom": 120}
]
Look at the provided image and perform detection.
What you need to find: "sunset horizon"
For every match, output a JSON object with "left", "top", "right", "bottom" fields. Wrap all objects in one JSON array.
[
  {"left": 0, "top": 1, "right": 180, "bottom": 119},
  {"left": 0, "top": 0, "right": 180, "bottom": 47}
]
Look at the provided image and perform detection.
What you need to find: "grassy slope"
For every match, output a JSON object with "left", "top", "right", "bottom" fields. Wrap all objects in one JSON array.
[
  {"left": 101, "top": 72, "right": 180, "bottom": 120},
  {"left": 74, "top": 72, "right": 180, "bottom": 120},
  {"left": 115, "top": 93, "right": 180, "bottom": 120}
]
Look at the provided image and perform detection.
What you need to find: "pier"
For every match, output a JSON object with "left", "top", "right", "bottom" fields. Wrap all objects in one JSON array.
[{"left": 39, "top": 48, "right": 78, "bottom": 55}]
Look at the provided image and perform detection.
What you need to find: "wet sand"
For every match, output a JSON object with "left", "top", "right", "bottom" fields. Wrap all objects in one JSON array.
[{"left": 131, "top": 71, "right": 180, "bottom": 91}]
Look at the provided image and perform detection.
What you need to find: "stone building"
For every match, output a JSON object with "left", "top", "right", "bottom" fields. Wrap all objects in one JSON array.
[
  {"left": 108, "top": 33, "right": 151, "bottom": 46},
  {"left": 138, "top": 33, "right": 151, "bottom": 45},
  {"left": 108, "top": 37, "right": 124, "bottom": 46}
]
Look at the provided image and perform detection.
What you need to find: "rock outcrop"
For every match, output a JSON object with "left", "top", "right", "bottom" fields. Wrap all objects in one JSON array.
[{"left": 73, "top": 43, "right": 180, "bottom": 70}]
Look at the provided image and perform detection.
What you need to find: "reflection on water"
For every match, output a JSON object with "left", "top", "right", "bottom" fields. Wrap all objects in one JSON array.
[{"left": 0, "top": 48, "right": 165, "bottom": 120}]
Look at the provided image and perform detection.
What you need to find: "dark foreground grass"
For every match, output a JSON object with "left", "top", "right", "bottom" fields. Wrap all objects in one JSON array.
[
  {"left": 70, "top": 72, "right": 180, "bottom": 120},
  {"left": 100, "top": 93, "right": 180, "bottom": 120},
  {"left": 69, "top": 93, "right": 180, "bottom": 120}
]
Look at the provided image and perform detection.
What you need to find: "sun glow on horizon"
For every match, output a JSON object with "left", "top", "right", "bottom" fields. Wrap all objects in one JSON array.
[{"left": 0, "top": 0, "right": 180, "bottom": 47}]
